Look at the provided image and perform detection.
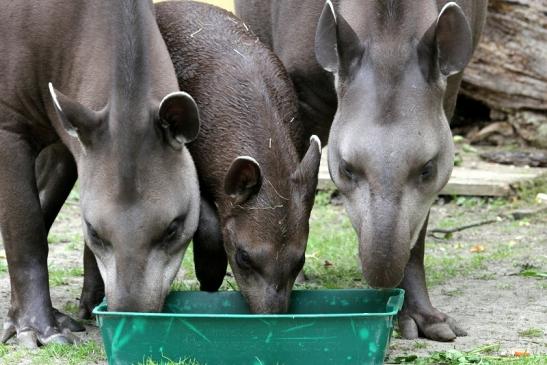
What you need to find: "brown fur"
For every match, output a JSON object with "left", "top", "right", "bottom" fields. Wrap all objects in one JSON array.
[{"left": 157, "top": 1, "right": 321, "bottom": 313}]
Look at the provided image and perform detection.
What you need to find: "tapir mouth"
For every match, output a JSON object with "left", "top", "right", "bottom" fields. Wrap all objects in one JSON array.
[
  {"left": 242, "top": 288, "right": 290, "bottom": 314},
  {"left": 360, "top": 243, "right": 409, "bottom": 289}
]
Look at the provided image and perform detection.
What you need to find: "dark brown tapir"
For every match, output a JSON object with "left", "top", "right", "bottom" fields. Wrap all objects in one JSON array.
[
  {"left": 155, "top": 0, "right": 322, "bottom": 313},
  {"left": 0, "top": 0, "right": 200, "bottom": 347},
  {"left": 235, "top": 0, "right": 487, "bottom": 340}
]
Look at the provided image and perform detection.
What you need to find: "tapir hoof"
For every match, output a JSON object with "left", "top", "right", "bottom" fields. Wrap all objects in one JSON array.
[
  {"left": 1, "top": 308, "right": 84, "bottom": 348},
  {"left": 398, "top": 308, "right": 467, "bottom": 342}
]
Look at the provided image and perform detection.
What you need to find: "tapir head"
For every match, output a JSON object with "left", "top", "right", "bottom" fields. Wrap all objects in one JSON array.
[
  {"left": 49, "top": 84, "right": 201, "bottom": 311},
  {"left": 315, "top": 1, "right": 474, "bottom": 287},
  {"left": 221, "top": 137, "right": 321, "bottom": 313}
]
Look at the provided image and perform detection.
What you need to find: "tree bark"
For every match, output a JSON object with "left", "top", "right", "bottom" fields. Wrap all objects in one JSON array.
[{"left": 459, "top": 0, "right": 547, "bottom": 147}]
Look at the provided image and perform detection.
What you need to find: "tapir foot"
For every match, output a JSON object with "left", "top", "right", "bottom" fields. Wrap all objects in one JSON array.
[
  {"left": 1, "top": 308, "right": 84, "bottom": 348},
  {"left": 78, "top": 294, "right": 103, "bottom": 320},
  {"left": 398, "top": 306, "right": 467, "bottom": 342}
]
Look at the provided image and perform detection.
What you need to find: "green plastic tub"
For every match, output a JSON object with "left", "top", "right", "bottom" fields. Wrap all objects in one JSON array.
[{"left": 93, "top": 289, "right": 404, "bottom": 365}]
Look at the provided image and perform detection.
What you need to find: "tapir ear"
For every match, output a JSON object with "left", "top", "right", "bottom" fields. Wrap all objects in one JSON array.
[
  {"left": 224, "top": 156, "right": 262, "bottom": 205},
  {"left": 435, "top": 2, "right": 473, "bottom": 77},
  {"left": 315, "top": 1, "right": 361, "bottom": 75},
  {"left": 159, "top": 91, "right": 200, "bottom": 150},
  {"left": 48, "top": 82, "right": 101, "bottom": 145},
  {"left": 315, "top": 0, "right": 339, "bottom": 73},
  {"left": 291, "top": 135, "right": 322, "bottom": 205}
]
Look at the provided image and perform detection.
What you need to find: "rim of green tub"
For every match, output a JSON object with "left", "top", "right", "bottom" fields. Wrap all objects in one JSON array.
[{"left": 93, "top": 288, "right": 405, "bottom": 319}]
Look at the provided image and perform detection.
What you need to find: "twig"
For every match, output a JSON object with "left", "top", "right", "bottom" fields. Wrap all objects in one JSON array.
[
  {"left": 429, "top": 218, "right": 499, "bottom": 239},
  {"left": 429, "top": 205, "right": 547, "bottom": 240},
  {"left": 190, "top": 28, "right": 202, "bottom": 38}
]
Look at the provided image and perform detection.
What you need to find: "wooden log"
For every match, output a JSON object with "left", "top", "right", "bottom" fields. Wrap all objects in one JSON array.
[
  {"left": 461, "top": 0, "right": 547, "bottom": 111},
  {"left": 459, "top": 0, "right": 547, "bottom": 148}
]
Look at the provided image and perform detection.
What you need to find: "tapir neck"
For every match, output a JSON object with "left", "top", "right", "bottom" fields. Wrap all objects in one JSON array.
[{"left": 110, "top": 0, "right": 153, "bottom": 115}]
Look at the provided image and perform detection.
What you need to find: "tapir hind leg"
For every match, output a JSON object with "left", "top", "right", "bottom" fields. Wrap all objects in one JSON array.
[
  {"left": 0, "top": 132, "right": 79, "bottom": 347},
  {"left": 193, "top": 197, "right": 227, "bottom": 292},
  {"left": 397, "top": 214, "right": 467, "bottom": 341}
]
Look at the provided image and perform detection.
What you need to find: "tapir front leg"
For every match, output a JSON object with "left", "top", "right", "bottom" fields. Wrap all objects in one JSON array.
[
  {"left": 78, "top": 244, "right": 104, "bottom": 319},
  {"left": 35, "top": 143, "right": 85, "bottom": 331},
  {"left": 36, "top": 143, "right": 77, "bottom": 230},
  {"left": 34, "top": 143, "right": 104, "bottom": 321},
  {"left": 193, "top": 197, "right": 227, "bottom": 292},
  {"left": 397, "top": 214, "right": 467, "bottom": 341},
  {"left": 0, "top": 132, "right": 78, "bottom": 347}
]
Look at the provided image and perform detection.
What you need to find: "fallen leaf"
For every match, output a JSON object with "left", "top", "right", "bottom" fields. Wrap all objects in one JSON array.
[{"left": 470, "top": 244, "right": 485, "bottom": 253}]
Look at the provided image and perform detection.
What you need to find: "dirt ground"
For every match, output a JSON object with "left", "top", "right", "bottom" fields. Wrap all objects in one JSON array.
[
  {"left": 0, "top": 186, "right": 545, "bottom": 363},
  {"left": 389, "top": 201, "right": 547, "bottom": 360}
]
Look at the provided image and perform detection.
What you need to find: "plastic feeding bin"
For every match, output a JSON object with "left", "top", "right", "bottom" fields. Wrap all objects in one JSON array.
[{"left": 93, "top": 288, "right": 404, "bottom": 365}]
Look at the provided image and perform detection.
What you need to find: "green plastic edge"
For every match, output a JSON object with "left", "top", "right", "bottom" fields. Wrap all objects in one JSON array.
[{"left": 93, "top": 288, "right": 405, "bottom": 319}]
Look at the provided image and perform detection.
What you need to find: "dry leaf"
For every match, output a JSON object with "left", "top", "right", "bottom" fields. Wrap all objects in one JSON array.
[{"left": 470, "top": 244, "right": 486, "bottom": 253}]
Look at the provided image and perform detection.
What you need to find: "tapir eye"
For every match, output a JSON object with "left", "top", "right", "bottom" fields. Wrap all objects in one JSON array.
[
  {"left": 85, "top": 221, "right": 109, "bottom": 248},
  {"left": 163, "top": 217, "right": 183, "bottom": 242},
  {"left": 339, "top": 159, "right": 355, "bottom": 180},
  {"left": 420, "top": 160, "right": 436, "bottom": 182},
  {"left": 87, "top": 223, "right": 100, "bottom": 240},
  {"left": 235, "top": 248, "right": 252, "bottom": 270}
]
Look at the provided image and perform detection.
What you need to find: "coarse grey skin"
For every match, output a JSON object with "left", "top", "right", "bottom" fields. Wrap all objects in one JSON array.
[
  {"left": 155, "top": 1, "right": 322, "bottom": 313},
  {"left": 0, "top": 0, "right": 200, "bottom": 347},
  {"left": 235, "top": 0, "right": 487, "bottom": 341}
]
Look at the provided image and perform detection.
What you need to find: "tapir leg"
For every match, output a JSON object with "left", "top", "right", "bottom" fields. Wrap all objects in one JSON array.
[
  {"left": 193, "top": 197, "right": 227, "bottom": 292},
  {"left": 0, "top": 132, "right": 79, "bottom": 347},
  {"left": 35, "top": 143, "right": 86, "bottom": 330},
  {"left": 78, "top": 244, "right": 104, "bottom": 319},
  {"left": 35, "top": 143, "right": 77, "bottom": 231},
  {"left": 35, "top": 144, "right": 103, "bottom": 321},
  {"left": 397, "top": 214, "right": 467, "bottom": 341}
]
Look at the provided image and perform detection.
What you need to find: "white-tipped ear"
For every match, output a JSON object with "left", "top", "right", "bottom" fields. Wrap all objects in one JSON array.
[
  {"left": 49, "top": 82, "right": 63, "bottom": 113},
  {"left": 315, "top": 0, "right": 339, "bottom": 73},
  {"left": 291, "top": 135, "right": 321, "bottom": 200},
  {"left": 48, "top": 82, "right": 101, "bottom": 143},
  {"left": 310, "top": 135, "right": 322, "bottom": 155},
  {"left": 435, "top": 2, "right": 473, "bottom": 76}
]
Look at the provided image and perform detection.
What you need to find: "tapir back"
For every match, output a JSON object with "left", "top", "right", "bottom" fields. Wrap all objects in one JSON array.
[
  {"left": 0, "top": 0, "right": 178, "bottom": 147},
  {"left": 0, "top": 1, "right": 201, "bottom": 346}
]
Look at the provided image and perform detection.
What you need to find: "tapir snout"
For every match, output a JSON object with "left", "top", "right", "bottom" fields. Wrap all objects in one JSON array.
[
  {"left": 241, "top": 282, "right": 291, "bottom": 314},
  {"left": 359, "top": 197, "right": 411, "bottom": 288}
]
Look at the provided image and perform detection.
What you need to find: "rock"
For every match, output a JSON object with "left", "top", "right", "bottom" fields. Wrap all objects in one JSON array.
[{"left": 508, "top": 111, "right": 547, "bottom": 148}]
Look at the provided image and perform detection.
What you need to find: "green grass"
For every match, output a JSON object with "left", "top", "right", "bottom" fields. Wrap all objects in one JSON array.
[
  {"left": 425, "top": 252, "right": 487, "bottom": 286},
  {"left": 391, "top": 344, "right": 547, "bottom": 364},
  {"left": 297, "top": 192, "right": 361, "bottom": 289},
  {"left": 49, "top": 266, "right": 84, "bottom": 287},
  {"left": 518, "top": 328, "right": 544, "bottom": 338},
  {"left": 0, "top": 341, "right": 104, "bottom": 365},
  {"left": 515, "top": 177, "right": 547, "bottom": 204},
  {"left": 140, "top": 358, "right": 201, "bottom": 365}
]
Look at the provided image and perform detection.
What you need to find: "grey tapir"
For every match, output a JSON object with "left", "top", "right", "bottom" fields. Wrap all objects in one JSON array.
[
  {"left": 0, "top": 0, "right": 200, "bottom": 347},
  {"left": 235, "top": 0, "right": 487, "bottom": 340},
  {"left": 155, "top": 0, "right": 322, "bottom": 313}
]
